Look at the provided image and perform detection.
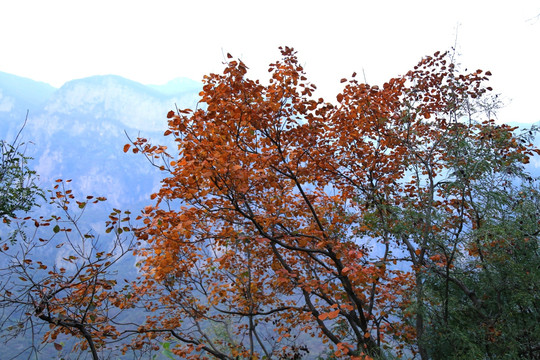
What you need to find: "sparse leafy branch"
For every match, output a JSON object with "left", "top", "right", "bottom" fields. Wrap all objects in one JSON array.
[{"left": 0, "top": 180, "right": 140, "bottom": 360}]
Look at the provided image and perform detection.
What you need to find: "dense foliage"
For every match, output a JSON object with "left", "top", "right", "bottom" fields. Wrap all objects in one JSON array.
[
  {"left": 1, "top": 48, "right": 539, "bottom": 360},
  {"left": 124, "top": 48, "right": 540, "bottom": 359}
]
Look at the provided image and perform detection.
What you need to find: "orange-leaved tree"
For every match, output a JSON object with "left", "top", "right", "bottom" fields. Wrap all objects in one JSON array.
[
  {"left": 125, "top": 47, "right": 539, "bottom": 359},
  {"left": 0, "top": 180, "right": 140, "bottom": 360}
]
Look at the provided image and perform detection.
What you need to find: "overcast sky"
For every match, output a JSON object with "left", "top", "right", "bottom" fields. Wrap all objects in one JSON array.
[{"left": 1, "top": 0, "right": 539, "bottom": 124}]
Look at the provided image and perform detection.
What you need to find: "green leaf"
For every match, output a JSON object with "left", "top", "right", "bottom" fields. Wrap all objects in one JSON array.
[
  {"left": 161, "top": 342, "right": 175, "bottom": 359},
  {"left": 53, "top": 225, "right": 60, "bottom": 233}
]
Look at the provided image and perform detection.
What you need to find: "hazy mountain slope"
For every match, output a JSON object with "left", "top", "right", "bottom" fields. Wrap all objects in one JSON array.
[
  {"left": 0, "top": 71, "right": 56, "bottom": 116},
  {"left": 1, "top": 72, "right": 201, "bottom": 209},
  {"left": 148, "top": 77, "right": 202, "bottom": 97}
]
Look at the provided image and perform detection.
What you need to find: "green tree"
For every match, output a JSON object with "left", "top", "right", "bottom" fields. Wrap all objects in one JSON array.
[
  {"left": 379, "top": 92, "right": 540, "bottom": 359},
  {"left": 0, "top": 114, "right": 42, "bottom": 226},
  {"left": 420, "top": 159, "right": 540, "bottom": 359}
]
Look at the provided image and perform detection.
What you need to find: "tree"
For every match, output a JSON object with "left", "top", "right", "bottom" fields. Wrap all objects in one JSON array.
[
  {"left": 0, "top": 180, "right": 140, "bottom": 360},
  {"left": 123, "top": 47, "right": 540, "bottom": 359},
  {"left": 418, "top": 148, "right": 540, "bottom": 359},
  {"left": 383, "top": 111, "right": 540, "bottom": 358},
  {"left": 2, "top": 48, "right": 536, "bottom": 360},
  {"left": 0, "top": 113, "right": 42, "bottom": 227}
]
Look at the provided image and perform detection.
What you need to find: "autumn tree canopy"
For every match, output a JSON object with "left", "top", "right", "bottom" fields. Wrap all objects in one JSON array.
[
  {"left": 3, "top": 47, "right": 538, "bottom": 360},
  {"left": 125, "top": 47, "right": 540, "bottom": 359}
]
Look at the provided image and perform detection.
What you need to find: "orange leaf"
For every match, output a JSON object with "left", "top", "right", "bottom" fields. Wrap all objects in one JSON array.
[
  {"left": 123, "top": 144, "right": 131, "bottom": 153},
  {"left": 327, "top": 309, "right": 340, "bottom": 320}
]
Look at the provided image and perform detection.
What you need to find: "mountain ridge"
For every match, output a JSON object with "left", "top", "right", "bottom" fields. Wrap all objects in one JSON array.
[{"left": 0, "top": 70, "right": 202, "bottom": 209}]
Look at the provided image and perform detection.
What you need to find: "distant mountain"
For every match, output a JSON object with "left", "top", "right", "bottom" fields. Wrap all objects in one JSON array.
[
  {"left": 0, "top": 71, "right": 202, "bottom": 209},
  {"left": 0, "top": 71, "right": 56, "bottom": 119},
  {"left": 148, "top": 77, "right": 202, "bottom": 96},
  {"left": 44, "top": 74, "right": 200, "bottom": 132}
]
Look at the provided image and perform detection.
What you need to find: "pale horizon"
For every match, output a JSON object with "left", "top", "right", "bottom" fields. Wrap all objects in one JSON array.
[{"left": 1, "top": 0, "right": 539, "bottom": 123}]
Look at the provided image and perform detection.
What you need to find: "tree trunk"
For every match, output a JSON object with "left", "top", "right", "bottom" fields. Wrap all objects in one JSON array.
[{"left": 416, "top": 274, "right": 428, "bottom": 360}]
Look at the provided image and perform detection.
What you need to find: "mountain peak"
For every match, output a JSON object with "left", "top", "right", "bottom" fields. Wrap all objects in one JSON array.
[
  {"left": 147, "top": 77, "right": 202, "bottom": 96},
  {"left": 0, "top": 71, "right": 57, "bottom": 116},
  {"left": 42, "top": 74, "right": 200, "bottom": 131}
]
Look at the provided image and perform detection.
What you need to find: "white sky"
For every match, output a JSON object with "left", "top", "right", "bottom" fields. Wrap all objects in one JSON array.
[{"left": 1, "top": 0, "right": 539, "bottom": 124}]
